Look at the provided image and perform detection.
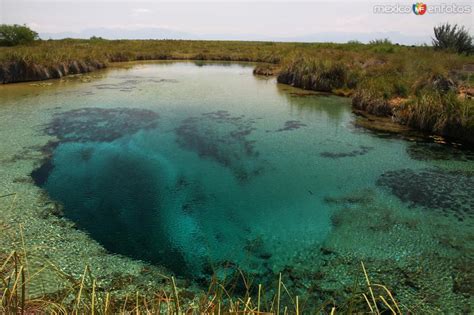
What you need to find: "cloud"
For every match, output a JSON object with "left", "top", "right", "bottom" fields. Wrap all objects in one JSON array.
[{"left": 131, "top": 8, "right": 152, "bottom": 16}]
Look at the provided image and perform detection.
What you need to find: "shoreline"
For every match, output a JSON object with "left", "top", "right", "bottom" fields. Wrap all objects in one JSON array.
[
  {"left": 0, "top": 59, "right": 107, "bottom": 84},
  {"left": 2, "top": 57, "right": 473, "bottom": 146}
]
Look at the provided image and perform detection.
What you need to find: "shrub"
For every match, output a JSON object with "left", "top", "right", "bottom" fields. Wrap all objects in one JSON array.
[
  {"left": 432, "top": 23, "right": 473, "bottom": 55},
  {"left": 0, "top": 24, "right": 38, "bottom": 46},
  {"left": 89, "top": 36, "right": 105, "bottom": 41},
  {"left": 369, "top": 38, "right": 392, "bottom": 45},
  {"left": 368, "top": 39, "right": 396, "bottom": 53}
]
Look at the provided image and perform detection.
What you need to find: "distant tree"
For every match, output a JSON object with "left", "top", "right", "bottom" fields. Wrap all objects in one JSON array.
[
  {"left": 347, "top": 40, "right": 363, "bottom": 45},
  {"left": 369, "top": 38, "right": 392, "bottom": 45},
  {"left": 432, "top": 23, "right": 473, "bottom": 55},
  {"left": 90, "top": 36, "right": 105, "bottom": 41},
  {"left": 0, "top": 24, "right": 39, "bottom": 46}
]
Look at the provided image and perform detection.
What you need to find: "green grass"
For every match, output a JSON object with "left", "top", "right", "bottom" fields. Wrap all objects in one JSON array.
[
  {"left": 0, "top": 39, "right": 288, "bottom": 65},
  {"left": 399, "top": 90, "right": 474, "bottom": 142},
  {"left": 277, "top": 56, "right": 347, "bottom": 92}
]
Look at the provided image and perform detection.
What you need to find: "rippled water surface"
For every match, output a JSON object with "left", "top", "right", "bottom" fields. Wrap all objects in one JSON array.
[{"left": 1, "top": 62, "right": 473, "bottom": 310}]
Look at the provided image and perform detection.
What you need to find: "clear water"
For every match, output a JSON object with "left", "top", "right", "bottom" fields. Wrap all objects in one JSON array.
[{"left": 1, "top": 62, "right": 473, "bottom": 306}]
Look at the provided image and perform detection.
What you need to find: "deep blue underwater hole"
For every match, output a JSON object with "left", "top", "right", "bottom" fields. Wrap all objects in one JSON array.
[
  {"left": 31, "top": 104, "right": 474, "bottom": 285},
  {"left": 32, "top": 108, "right": 196, "bottom": 276},
  {"left": 31, "top": 107, "right": 284, "bottom": 280}
]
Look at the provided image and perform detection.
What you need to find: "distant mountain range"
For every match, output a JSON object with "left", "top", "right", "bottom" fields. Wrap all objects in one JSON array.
[{"left": 40, "top": 27, "right": 430, "bottom": 45}]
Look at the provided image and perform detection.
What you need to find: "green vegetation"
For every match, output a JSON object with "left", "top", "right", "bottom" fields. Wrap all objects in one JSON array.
[
  {"left": 368, "top": 38, "right": 392, "bottom": 45},
  {"left": 433, "top": 23, "right": 473, "bottom": 55},
  {"left": 400, "top": 90, "right": 474, "bottom": 141},
  {"left": 0, "top": 39, "right": 285, "bottom": 66},
  {"left": 0, "top": 24, "right": 38, "bottom": 47},
  {"left": 277, "top": 56, "right": 347, "bottom": 92},
  {"left": 0, "top": 23, "right": 473, "bottom": 142}
]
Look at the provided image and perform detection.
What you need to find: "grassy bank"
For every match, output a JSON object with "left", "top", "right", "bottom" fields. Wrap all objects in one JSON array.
[
  {"left": 275, "top": 46, "right": 474, "bottom": 143},
  {"left": 1, "top": 39, "right": 473, "bottom": 143}
]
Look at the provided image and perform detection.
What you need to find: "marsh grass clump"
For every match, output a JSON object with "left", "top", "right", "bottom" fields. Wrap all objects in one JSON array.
[
  {"left": 397, "top": 90, "right": 474, "bottom": 141},
  {"left": 352, "top": 82, "right": 392, "bottom": 116},
  {"left": 277, "top": 56, "right": 347, "bottom": 92},
  {"left": 253, "top": 63, "right": 280, "bottom": 76},
  {"left": 412, "top": 72, "right": 457, "bottom": 96}
]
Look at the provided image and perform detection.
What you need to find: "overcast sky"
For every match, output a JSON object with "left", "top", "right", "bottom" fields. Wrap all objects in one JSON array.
[{"left": 1, "top": 0, "right": 473, "bottom": 44}]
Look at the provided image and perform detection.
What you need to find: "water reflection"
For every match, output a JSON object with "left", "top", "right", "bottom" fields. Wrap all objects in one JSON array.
[{"left": 276, "top": 83, "right": 350, "bottom": 124}]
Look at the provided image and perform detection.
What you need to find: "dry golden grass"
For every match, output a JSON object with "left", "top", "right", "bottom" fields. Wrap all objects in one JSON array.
[{"left": 0, "top": 224, "right": 405, "bottom": 314}]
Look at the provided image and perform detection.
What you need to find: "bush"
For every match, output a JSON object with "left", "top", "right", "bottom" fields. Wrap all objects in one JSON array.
[
  {"left": 368, "top": 39, "right": 396, "bottom": 53},
  {"left": 90, "top": 36, "right": 105, "bottom": 41},
  {"left": 432, "top": 23, "right": 473, "bottom": 55},
  {"left": 0, "top": 24, "right": 38, "bottom": 46},
  {"left": 369, "top": 38, "right": 392, "bottom": 45}
]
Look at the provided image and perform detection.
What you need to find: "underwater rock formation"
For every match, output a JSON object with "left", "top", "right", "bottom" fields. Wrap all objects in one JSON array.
[
  {"left": 42, "top": 107, "right": 159, "bottom": 143},
  {"left": 32, "top": 107, "right": 160, "bottom": 187},
  {"left": 377, "top": 168, "right": 474, "bottom": 221},
  {"left": 93, "top": 78, "right": 177, "bottom": 92},
  {"left": 175, "top": 110, "right": 265, "bottom": 181},
  {"left": 40, "top": 141, "right": 210, "bottom": 276},
  {"left": 275, "top": 120, "right": 307, "bottom": 132},
  {"left": 320, "top": 145, "right": 373, "bottom": 159},
  {"left": 30, "top": 107, "right": 218, "bottom": 277},
  {"left": 406, "top": 142, "right": 474, "bottom": 162}
]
